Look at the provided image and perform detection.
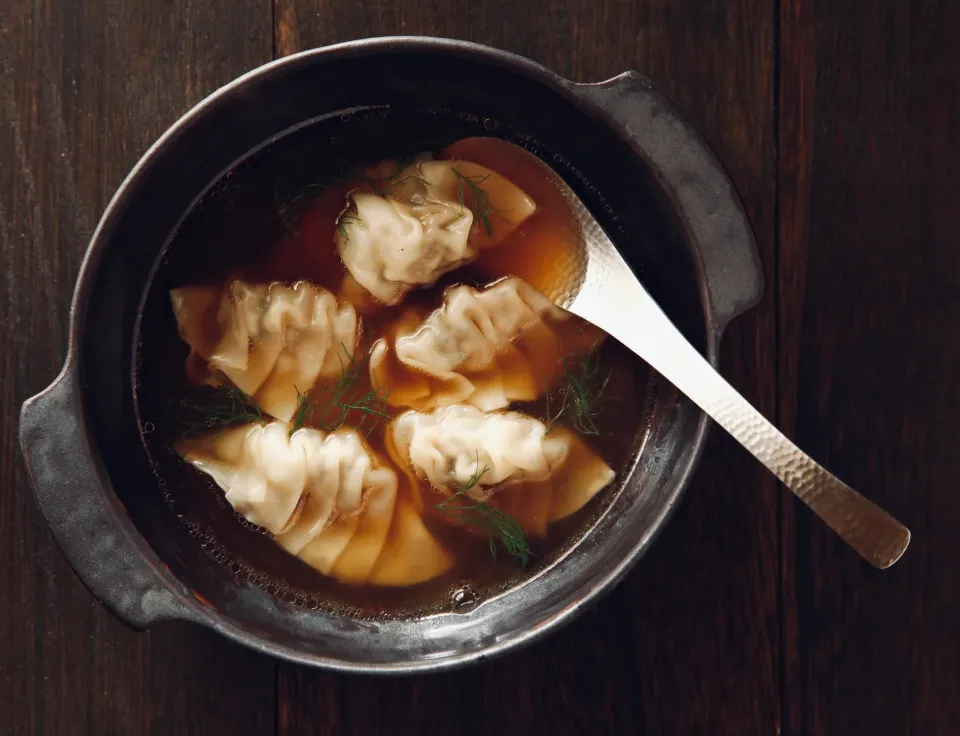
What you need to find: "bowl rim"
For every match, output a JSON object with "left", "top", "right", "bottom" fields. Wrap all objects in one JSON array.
[{"left": 50, "top": 36, "right": 740, "bottom": 673}]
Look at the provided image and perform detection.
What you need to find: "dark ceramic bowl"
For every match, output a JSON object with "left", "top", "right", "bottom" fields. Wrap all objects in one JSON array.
[{"left": 19, "top": 37, "right": 762, "bottom": 673}]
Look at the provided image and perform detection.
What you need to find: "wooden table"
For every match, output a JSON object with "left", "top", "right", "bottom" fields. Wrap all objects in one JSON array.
[{"left": 1, "top": 1, "right": 957, "bottom": 733}]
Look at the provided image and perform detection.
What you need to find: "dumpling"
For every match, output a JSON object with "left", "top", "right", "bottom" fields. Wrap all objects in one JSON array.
[
  {"left": 170, "top": 279, "right": 358, "bottom": 422},
  {"left": 180, "top": 421, "right": 308, "bottom": 534},
  {"left": 390, "top": 405, "right": 615, "bottom": 536},
  {"left": 392, "top": 405, "right": 567, "bottom": 495},
  {"left": 178, "top": 421, "right": 453, "bottom": 586},
  {"left": 336, "top": 159, "right": 537, "bottom": 305},
  {"left": 370, "top": 277, "right": 605, "bottom": 411}
]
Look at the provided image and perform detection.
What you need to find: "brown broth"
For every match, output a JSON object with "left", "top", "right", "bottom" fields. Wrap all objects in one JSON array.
[{"left": 136, "top": 118, "right": 652, "bottom": 618}]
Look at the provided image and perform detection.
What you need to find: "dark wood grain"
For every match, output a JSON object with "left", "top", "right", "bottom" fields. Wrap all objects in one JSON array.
[
  {"left": 778, "top": 1, "right": 960, "bottom": 734},
  {"left": 0, "top": 1, "right": 277, "bottom": 734},
  {"left": 4, "top": 0, "right": 957, "bottom": 733},
  {"left": 273, "top": 2, "right": 780, "bottom": 734}
]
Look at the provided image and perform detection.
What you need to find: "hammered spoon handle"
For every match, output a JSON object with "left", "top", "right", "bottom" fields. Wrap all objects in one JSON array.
[
  {"left": 496, "top": 137, "right": 911, "bottom": 569},
  {"left": 568, "top": 254, "right": 910, "bottom": 569}
]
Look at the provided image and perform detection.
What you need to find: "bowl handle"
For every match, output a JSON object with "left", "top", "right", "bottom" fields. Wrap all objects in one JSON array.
[
  {"left": 19, "top": 360, "right": 204, "bottom": 630},
  {"left": 566, "top": 72, "right": 765, "bottom": 334}
]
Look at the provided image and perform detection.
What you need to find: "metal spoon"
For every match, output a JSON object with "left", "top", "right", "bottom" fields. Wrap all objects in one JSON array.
[{"left": 491, "top": 138, "right": 910, "bottom": 569}]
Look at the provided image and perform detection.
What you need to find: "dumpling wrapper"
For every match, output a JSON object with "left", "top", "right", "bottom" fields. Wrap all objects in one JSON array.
[
  {"left": 431, "top": 160, "right": 538, "bottom": 247},
  {"left": 330, "top": 482, "right": 397, "bottom": 583},
  {"left": 178, "top": 421, "right": 449, "bottom": 586},
  {"left": 496, "top": 479, "right": 554, "bottom": 538},
  {"left": 179, "top": 422, "right": 307, "bottom": 535},
  {"left": 170, "top": 280, "right": 357, "bottom": 422},
  {"left": 370, "top": 277, "right": 605, "bottom": 412},
  {"left": 391, "top": 405, "right": 570, "bottom": 497},
  {"left": 547, "top": 429, "right": 616, "bottom": 523},
  {"left": 390, "top": 407, "right": 614, "bottom": 536},
  {"left": 336, "top": 160, "right": 537, "bottom": 305},
  {"left": 369, "top": 499, "right": 454, "bottom": 587},
  {"left": 298, "top": 516, "right": 360, "bottom": 576}
]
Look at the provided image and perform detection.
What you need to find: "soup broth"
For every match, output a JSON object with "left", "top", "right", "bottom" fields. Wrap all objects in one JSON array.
[{"left": 136, "top": 111, "right": 652, "bottom": 617}]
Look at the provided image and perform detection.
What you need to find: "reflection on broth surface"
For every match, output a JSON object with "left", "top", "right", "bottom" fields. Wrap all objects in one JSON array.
[{"left": 136, "top": 114, "right": 651, "bottom": 617}]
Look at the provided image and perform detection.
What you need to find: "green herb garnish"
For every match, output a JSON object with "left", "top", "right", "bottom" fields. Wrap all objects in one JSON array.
[
  {"left": 435, "top": 462, "right": 531, "bottom": 569},
  {"left": 273, "top": 145, "right": 379, "bottom": 234},
  {"left": 369, "top": 153, "right": 419, "bottom": 195},
  {"left": 545, "top": 336, "right": 610, "bottom": 435},
  {"left": 337, "top": 213, "right": 364, "bottom": 244},
  {"left": 291, "top": 344, "right": 391, "bottom": 435},
  {"left": 178, "top": 386, "right": 264, "bottom": 439},
  {"left": 280, "top": 152, "right": 423, "bottom": 236},
  {"left": 452, "top": 168, "right": 511, "bottom": 237}
]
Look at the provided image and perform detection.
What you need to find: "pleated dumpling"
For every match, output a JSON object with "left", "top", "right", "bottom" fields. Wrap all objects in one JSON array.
[
  {"left": 336, "top": 160, "right": 537, "bottom": 305},
  {"left": 177, "top": 421, "right": 453, "bottom": 586},
  {"left": 170, "top": 279, "right": 357, "bottom": 422},
  {"left": 370, "top": 277, "right": 605, "bottom": 411},
  {"left": 390, "top": 406, "right": 615, "bottom": 537}
]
